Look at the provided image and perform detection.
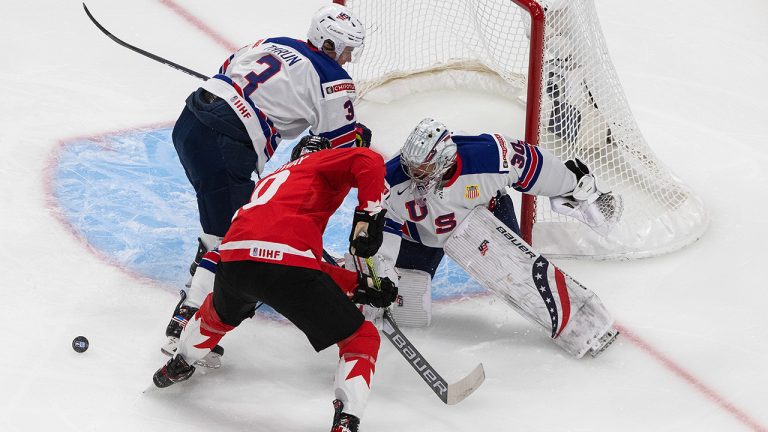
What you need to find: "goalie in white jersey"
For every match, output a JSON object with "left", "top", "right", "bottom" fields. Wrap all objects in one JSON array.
[
  {"left": 372, "top": 118, "right": 622, "bottom": 357},
  {"left": 164, "top": 4, "right": 372, "bottom": 367}
]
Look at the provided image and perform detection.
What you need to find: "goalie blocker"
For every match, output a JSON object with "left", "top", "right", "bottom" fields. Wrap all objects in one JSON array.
[{"left": 444, "top": 207, "right": 618, "bottom": 358}]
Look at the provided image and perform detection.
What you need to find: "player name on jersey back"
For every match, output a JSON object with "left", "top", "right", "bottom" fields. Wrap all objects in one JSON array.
[{"left": 262, "top": 43, "right": 303, "bottom": 66}]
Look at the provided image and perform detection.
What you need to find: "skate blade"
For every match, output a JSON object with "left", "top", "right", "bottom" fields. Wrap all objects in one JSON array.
[
  {"left": 161, "top": 337, "right": 222, "bottom": 369},
  {"left": 194, "top": 352, "right": 222, "bottom": 369},
  {"left": 142, "top": 382, "right": 159, "bottom": 394},
  {"left": 160, "top": 337, "right": 178, "bottom": 357}
]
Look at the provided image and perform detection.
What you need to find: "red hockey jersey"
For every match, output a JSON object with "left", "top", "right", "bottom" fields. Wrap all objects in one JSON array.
[{"left": 219, "top": 147, "right": 387, "bottom": 273}]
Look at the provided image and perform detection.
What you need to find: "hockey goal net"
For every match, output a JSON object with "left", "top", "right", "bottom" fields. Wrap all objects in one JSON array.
[{"left": 337, "top": 0, "right": 707, "bottom": 259}]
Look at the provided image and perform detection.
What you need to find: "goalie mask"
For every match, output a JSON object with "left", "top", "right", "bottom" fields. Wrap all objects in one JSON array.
[
  {"left": 400, "top": 118, "right": 457, "bottom": 204},
  {"left": 290, "top": 135, "right": 332, "bottom": 161},
  {"left": 307, "top": 4, "right": 365, "bottom": 62}
]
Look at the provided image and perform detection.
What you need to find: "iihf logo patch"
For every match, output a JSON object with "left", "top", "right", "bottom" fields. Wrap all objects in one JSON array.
[
  {"left": 478, "top": 240, "right": 489, "bottom": 256},
  {"left": 250, "top": 247, "right": 283, "bottom": 261}
]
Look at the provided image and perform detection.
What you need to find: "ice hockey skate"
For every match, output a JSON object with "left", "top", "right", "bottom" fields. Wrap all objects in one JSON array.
[
  {"left": 153, "top": 355, "right": 195, "bottom": 388},
  {"left": 331, "top": 399, "right": 360, "bottom": 432},
  {"left": 162, "top": 299, "right": 224, "bottom": 368}
]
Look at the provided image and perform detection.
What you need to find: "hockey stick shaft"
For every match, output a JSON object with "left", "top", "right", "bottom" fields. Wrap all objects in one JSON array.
[
  {"left": 363, "top": 256, "right": 381, "bottom": 288},
  {"left": 82, "top": 3, "right": 209, "bottom": 81},
  {"left": 361, "top": 257, "right": 485, "bottom": 405},
  {"left": 324, "top": 251, "right": 471, "bottom": 403},
  {"left": 379, "top": 309, "right": 451, "bottom": 403}
]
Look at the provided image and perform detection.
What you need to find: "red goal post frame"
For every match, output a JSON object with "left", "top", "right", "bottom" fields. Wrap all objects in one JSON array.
[{"left": 334, "top": 0, "right": 546, "bottom": 244}]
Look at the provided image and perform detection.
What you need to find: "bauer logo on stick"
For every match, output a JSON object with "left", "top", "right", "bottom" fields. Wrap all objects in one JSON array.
[{"left": 387, "top": 333, "right": 448, "bottom": 397}]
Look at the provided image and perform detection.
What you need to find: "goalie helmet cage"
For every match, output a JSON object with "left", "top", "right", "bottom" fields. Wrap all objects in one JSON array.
[{"left": 335, "top": 0, "right": 707, "bottom": 260}]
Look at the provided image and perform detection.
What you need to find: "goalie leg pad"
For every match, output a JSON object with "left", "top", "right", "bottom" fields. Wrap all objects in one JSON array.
[
  {"left": 444, "top": 207, "right": 616, "bottom": 358},
  {"left": 390, "top": 268, "right": 432, "bottom": 328}
]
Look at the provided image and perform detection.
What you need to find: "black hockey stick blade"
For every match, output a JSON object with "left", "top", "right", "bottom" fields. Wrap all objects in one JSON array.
[
  {"left": 82, "top": 3, "right": 209, "bottom": 81},
  {"left": 382, "top": 311, "right": 485, "bottom": 405}
]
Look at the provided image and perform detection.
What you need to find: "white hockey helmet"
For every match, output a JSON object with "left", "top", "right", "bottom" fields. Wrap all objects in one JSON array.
[
  {"left": 307, "top": 4, "right": 365, "bottom": 61},
  {"left": 400, "top": 118, "right": 457, "bottom": 201}
]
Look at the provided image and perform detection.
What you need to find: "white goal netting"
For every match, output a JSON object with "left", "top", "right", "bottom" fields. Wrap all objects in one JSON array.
[{"left": 341, "top": 0, "right": 707, "bottom": 259}]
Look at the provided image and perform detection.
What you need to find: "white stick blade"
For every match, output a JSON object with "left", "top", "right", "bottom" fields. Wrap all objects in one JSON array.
[{"left": 446, "top": 363, "right": 485, "bottom": 405}]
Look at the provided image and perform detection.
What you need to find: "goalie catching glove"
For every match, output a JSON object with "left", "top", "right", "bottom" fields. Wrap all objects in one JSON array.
[
  {"left": 352, "top": 273, "right": 398, "bottom": 308},
  {"left": 349, "top": 209, "right": 387, "bottom": 258},
  {"left": 550, "top": 158, "right": 624, "bottom": 236}
]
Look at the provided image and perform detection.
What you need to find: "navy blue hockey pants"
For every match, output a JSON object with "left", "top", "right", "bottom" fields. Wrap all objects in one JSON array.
[
  {"left": 172, "top": 88, "right": 259, "bottom": 237},
  {"left": 395, "top": 194, "right": 521, "bottom": 278}
]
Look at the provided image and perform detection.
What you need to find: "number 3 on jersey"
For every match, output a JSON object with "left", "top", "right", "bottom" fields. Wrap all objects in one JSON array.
[{"left": 243, "top": 54, "right": 282, "bottom": 97}]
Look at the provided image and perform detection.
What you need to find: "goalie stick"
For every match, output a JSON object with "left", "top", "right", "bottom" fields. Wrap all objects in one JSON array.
[
  {"left": 82, "top": 3, "right": 209, "bottom": 81},
  {"left": 359, "top": 255, "right": 485, "bottom": 405}
]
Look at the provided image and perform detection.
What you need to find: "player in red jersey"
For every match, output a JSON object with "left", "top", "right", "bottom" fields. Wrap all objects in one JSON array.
[{"left": 153, "top": 136, "right": 397, "bottom": 432}]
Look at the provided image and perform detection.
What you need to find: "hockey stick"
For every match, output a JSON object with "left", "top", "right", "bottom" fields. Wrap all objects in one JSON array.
[
  {"left": 84, "top": 4, "right": 485, "bottom": 400},
  {"left": 82, "top": 3, "right": 209, "bottom": 81},
  {"left": 358, "top": 256, "right": 485, "bottom": 405},
  {"left": 380, "top": 309, "right": 485, "bottom": 405},
  {"left": 327, "top": 250, "right": 485, "bottom": 404}
]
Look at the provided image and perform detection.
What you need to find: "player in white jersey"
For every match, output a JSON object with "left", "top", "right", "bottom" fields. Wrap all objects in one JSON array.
[
  {"left": 371, "top": 118, "right": 622, "bottom": 356},
  {"left": 164, "top": 4, "right": 371, "bottom": 366}
]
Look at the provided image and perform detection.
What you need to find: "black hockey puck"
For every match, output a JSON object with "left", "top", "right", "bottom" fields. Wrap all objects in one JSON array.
[{"left": 72, "top": 336, "right": 89, "bottom": 353}]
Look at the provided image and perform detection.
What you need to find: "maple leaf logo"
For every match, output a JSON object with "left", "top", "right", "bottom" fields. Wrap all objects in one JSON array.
[
  {"left": 345, "top": 358, "right": 376, "bottom": 388},
  {"left": 190, "top": 312, "right": 227, "bottom": 351}
]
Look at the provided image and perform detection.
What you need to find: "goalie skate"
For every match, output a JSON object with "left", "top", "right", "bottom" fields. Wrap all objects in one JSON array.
[
  {"left": 589, "top": 327, "right": 619, "bottom": 358},
  {"left": 444, "top": 207, "right": 617, "bottom": 358}
]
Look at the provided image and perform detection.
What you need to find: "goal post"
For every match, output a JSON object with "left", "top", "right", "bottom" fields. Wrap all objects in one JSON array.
[{"left": 337, "top": 0, "right": 708, "bottom": 259}]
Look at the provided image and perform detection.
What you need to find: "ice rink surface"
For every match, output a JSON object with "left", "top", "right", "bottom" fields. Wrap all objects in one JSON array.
[{"left": 1, "top": 0, "right": 767, "bottom": 431}]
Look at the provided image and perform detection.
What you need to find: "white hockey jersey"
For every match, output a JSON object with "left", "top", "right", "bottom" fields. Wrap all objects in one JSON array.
[
  {"left": 201, "top": 37, "right": 358, "bottom": 174},
  {"left": 378, "top": 133, "right": 578, "bottom": 270}
]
